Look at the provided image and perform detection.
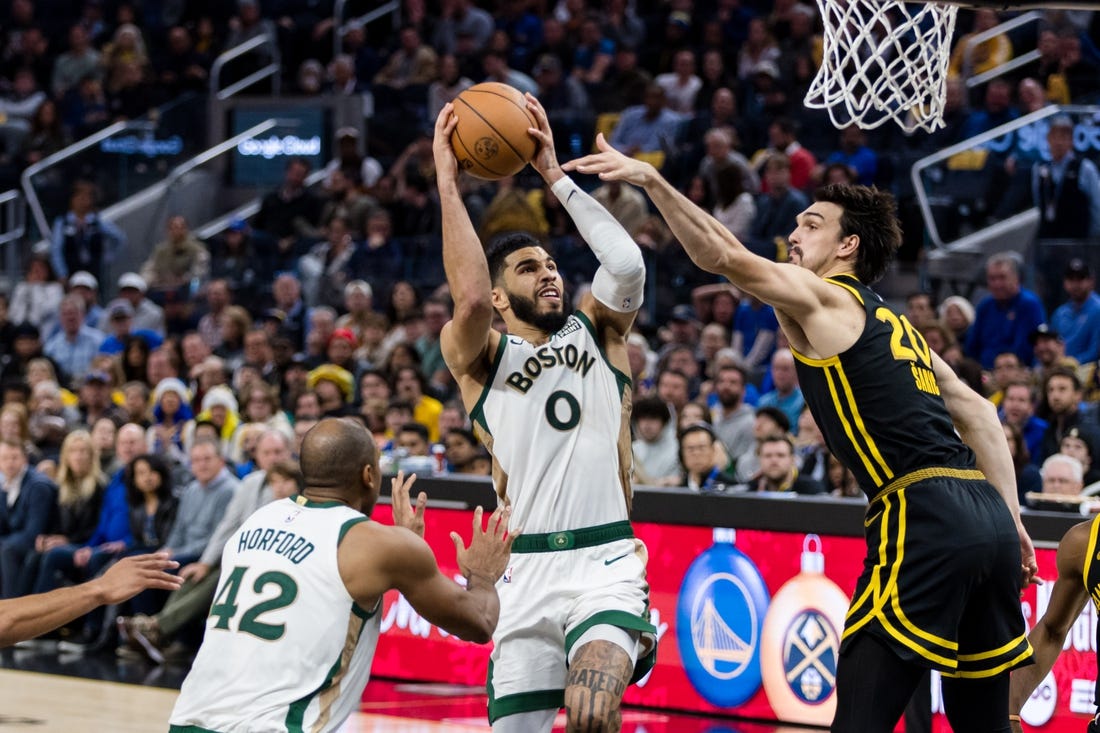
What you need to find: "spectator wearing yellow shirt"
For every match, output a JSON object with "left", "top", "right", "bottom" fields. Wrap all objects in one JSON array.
[{"left": 948, "top": 9, "right": 1012, "bottom": 79}]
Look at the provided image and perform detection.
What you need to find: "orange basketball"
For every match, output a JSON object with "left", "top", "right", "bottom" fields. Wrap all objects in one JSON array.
[{"left": 450, "top": 82, "right": 538, "bottom": 180}]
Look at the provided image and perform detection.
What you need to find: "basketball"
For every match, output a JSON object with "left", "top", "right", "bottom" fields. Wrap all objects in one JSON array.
[{"left": 450, "top": 82, "right": 538, "bottom": 180}]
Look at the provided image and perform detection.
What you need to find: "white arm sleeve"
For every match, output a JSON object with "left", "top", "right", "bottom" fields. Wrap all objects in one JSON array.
[{"left": 551, "top": 175, "right": 645, "bottom": 313}]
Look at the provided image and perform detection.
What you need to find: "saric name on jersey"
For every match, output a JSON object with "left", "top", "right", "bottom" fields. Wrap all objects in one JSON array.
[
  {"left": 505, "top": 344, "right": 597, "bottom": 394},
  {"left": 910, "top": 363, "right": 940, "bottom": 397},
  {"left": 237, "top": 527, "right": 316, "bottom": 564}
]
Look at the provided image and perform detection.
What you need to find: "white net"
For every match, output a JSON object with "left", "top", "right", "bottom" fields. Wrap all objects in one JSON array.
[{"left": 805, "top": 0, "right": 959, "bottom": 133}]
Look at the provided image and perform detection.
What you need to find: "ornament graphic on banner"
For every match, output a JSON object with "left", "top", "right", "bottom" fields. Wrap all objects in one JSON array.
[
  {"left": 761, "top": 534, "right": 848, "bottom": 725},
  {"left": 1021, "top": 671, "right": 1057, "bottom": 727},
  {"left": 677, "top": 528, "right": 770, "bottom": 708}
]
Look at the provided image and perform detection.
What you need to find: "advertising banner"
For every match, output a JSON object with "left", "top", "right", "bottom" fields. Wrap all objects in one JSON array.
[{"left": 369, "top": 505, "right": 1094, "bottom": 730}]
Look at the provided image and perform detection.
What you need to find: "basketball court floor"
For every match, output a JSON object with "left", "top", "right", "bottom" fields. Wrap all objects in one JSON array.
[{"left": 0, "top": 646, "right": 797, "bottom": 732}]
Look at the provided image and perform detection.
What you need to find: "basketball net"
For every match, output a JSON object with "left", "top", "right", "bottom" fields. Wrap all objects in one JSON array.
[{"left": 805, "top": 0, "right": 959, "bottom": 133}]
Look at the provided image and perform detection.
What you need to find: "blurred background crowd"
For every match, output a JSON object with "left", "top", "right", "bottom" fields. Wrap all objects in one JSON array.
[{"left": 0, "top": 0, "right": 1099, "bottom": 660}]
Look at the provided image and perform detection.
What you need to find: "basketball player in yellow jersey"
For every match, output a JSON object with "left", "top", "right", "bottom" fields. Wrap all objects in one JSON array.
[
  {"left": 1009, "top": 517, "right": 1100, "bottom": 732},
  {"left": 566, "top": 139, "right": 1039, "bottom": 732},
  {"left": 434, "top": 96, "right": 655, "bottom": 733}
]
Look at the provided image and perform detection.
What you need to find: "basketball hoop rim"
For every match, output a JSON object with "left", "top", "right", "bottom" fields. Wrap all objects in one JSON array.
[{"left": 916, "top": 0, "right": 1100, "bottom": 8}]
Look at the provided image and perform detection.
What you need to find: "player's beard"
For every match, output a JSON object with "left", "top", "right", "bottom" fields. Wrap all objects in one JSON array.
[{"left": 508, "top": 288, "right": 571, "bottom": 335}]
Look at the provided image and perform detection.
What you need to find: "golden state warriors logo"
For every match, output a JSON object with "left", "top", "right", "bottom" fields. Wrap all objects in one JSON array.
[
  {"left": 475, "top": 137, "right": 499, "bottom": 160},
  {"left": 690, "top": 573, "right": 758, "bottom": 679},
  {"left": 780, "top": 609, "right": 839, "bottom": 704}
]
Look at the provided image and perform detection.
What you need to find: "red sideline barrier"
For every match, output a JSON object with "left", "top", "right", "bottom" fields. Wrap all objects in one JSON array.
[{"left": 369, "top": 505, "right": 1095, "bottom": 730}]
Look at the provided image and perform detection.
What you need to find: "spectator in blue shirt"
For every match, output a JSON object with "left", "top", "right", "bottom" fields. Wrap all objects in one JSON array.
[
  {"left": 1051, "top": 258, "right": 1100, "bottom": 364},
  {"left": 825, "top": 125, "right": 878, "bottom": 186},
  {"left": 732, "top": 294, "right": 778, "bottom": 378},
  {"left": 959, "top": 77, "right": 1019, "bottom": 140},
  {"left": 966, "top": 252, "right": 1046, "bottom": 369},
  {"left": 999, "top": 380, "right": 1048, "bottom": 466},
  {"left": 609, "top": 83, "right": 684, "bottom": 158},
  {"left": 43, "top": 295, "right": 105, "bottom": 386},
  {"left": 756, "top": 349, "right": 804, "bottom": 435},
  {"left": 67, "top": 271, "right": 105, "bottom": 333},
  {"left": 97, "top": 299, "right": 164, "bottom": 356}
]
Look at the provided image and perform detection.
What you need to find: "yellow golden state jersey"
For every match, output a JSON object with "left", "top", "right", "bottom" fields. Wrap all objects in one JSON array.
[
  {"left": 471, "top": 312, "right": 634, "bottom": 534},
  {"left": 792, "top": 275, "right": 975, "bottom": 501},
  {"left": 169, "top": 496, "right": 380, "bottom": 733}
]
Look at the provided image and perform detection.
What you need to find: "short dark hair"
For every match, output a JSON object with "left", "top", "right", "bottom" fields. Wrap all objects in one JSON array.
[
  {"left": 906, "top": 291, "right": 934, "bottom": 308},
  {"left": 678, "top": 422, "right": 716, "bottom": 444},
  {"left": 755, "top": 406, "right": 791, "bottom": 433},
  {"left": 757, "top": 432, "right": 794, "bottom": 454},
  {"left": 399, "top": 421, "right": 430, "bottom": 443},
  {"left": 813, "top": 184, "right": 901, "bottom": 284},
  {"left": 486, "top": 231, "right": 548, "bottom": 285},
  {"left": 386, "top": 398, "right": 415, "bottom": 415},
  {"left": 772, "top": 117, "right": 798, "bottom": 137},
  {"left": 1045, "top": 365, "right": 1081, "bottom": 392},
  {"left": 445, "top": 428, "right": 479, "bottom": 447},
  {"left": 266, "top": 460, "right": 304, "bottom": 490},
  {"left": 633, "top": 395, "right": 671, "bottom": 424},
  {"left": 716, "top": 362, "right": 749, "bottom": 384}
]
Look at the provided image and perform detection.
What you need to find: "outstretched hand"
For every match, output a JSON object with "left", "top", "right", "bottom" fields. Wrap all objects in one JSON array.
[
  {"left": 92, "top": 552, "right": 182, "bottom": 604},
  {"left": 450, "top": 505, "right": 518, "bottom": 584},
  {"left": 391, "top": 470, "right": 427, "bottom": 538},
  {"left": 561, "top": 133, "right": 658, "bottom": 187},
  {"left": 432, "top": 103, "right": 460, "bottom": 184},
  {"left": 524, "top": 93, "right": 562, "bottom": 182}
]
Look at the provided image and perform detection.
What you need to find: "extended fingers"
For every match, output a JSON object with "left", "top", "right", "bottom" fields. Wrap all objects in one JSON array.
[
  {"left": 525, "top": 93, "right": 548, "bottom": 125},
  {"left": 435, "top": 103, "right": 455, "bottom": 133},
  {"left": 147, "top": 572, "right": 184, "bottom": 590},
  {"left": 486, "top": 505, "right": 508, "bottom": 538},
  {"left": 414, "top": 491, "right": 427, "bottom": 518},
  {"left": 133, "top": 552, "right": 179, "bottom": 572}
]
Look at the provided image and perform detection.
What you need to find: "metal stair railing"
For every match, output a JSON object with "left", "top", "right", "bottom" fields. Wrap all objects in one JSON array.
[
  {"left": 961, "top": 11, "right": 1044, "bottom": 89},
  {"left": 333, "top": 0, "right": 400, "bottom": 58},
  {"left": 210, "top": 32, "right": 281, "bottom": 101},
  {"left": 141, "top": 118, "right": 282, "bottom": 248},
  {"left": 0, "top": 190, "right": 26, "bottom": 280}
]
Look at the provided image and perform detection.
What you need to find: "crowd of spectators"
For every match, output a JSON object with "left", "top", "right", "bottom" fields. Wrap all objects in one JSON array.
[{"left": 3, "top": 0, "right": 1100, "bottom": 662}]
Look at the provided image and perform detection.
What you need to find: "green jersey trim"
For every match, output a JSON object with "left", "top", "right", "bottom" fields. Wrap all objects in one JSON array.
[
  {"left": 338, "top": 516, "right": 369, "bottom": 544},
  {"left": 470, "top": 334, "right": 508, "bottom": 436},
  {"left": 564, "top": 609, "right": 659, "bottom": 684},
  {"left": 574, "top": 311, "right": 631, "bottom": 398},
  {"left": 487, "top": 659, "right": 564, "bottom": 724},
  {"left": 292, "top": 495, "right": 345, "bottom": 509},
  {"left": 510, "top": 521, "right": 633, "bottom": 553}
]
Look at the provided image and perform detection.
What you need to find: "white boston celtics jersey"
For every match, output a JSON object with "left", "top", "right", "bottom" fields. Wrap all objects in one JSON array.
[
  {"left": 472, "top": 312, "right": 634, "bottom": 534},
  {"left": 169, "top": 496, "right": 380, "bottom": 733}
]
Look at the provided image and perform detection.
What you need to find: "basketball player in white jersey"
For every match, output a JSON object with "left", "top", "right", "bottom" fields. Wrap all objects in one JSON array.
[
  {"left": 433, "top": 96, "right": 655, "bottom": 732},
  {"left": 169, "top": 418, "right": 516, "bottom": 733}
]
